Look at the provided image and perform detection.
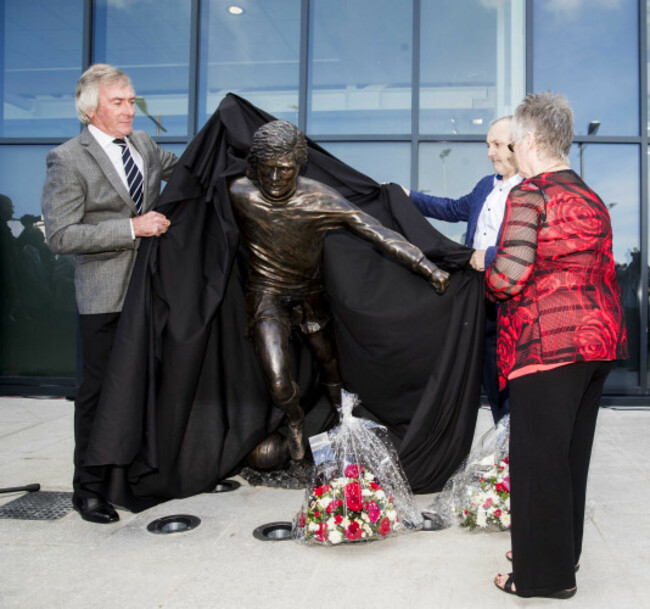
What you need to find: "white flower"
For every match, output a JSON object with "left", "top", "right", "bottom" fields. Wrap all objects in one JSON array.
[
  {"left": 476, "top": 512, "right": 488, "bottom": 528},
  {"left": 328, "top": 530, "right": 343, "bottom": 544},
  {"left": 308, "top": 522, "right": 318, "bottom": 532}
]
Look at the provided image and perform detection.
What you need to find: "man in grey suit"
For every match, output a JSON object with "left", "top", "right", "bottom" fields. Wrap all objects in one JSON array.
[{"left": 42, "top": 64, "right": 177, "bottom": 523}]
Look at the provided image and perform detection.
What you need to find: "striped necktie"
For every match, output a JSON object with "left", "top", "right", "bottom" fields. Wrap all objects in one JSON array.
[{"left": 113, "top": 138, "right": 144, "bottom": 214}]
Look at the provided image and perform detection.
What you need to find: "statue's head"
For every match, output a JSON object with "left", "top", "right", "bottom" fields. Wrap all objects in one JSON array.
[{"left": 247, "top": 120, "right": 308, "bottom": 202}]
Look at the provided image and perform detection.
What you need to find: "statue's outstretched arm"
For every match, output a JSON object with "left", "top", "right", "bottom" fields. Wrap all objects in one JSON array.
[{"left": 342, "top": 209, "right": 450, "bottom": 294}]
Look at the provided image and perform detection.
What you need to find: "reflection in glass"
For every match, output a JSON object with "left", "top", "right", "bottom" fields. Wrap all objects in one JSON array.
[
  {"left": 318, "top": 142, "right": 410, "bottom": 186},
  {"left": 0, "top": 146, "right": 76, "bottom": 377},
  {"left": 198, "top": 0, "right": 300, "bottom": 129},
  {"left": 308, "top": 0, "right": 413, "bottom": 135},
  {"left": 419, "top": 0, "right": 525, "bottom": 135},
  {"left": 1, "top": 1, "right": 83, "bottom": 137},
  {"left": 568, "top": 144, "right": 640, "bottom": 390},
  {"left": 534, "top": 1, "right": 638, "bottom": 136},
  {"left": 417, "top": 143, "right": 493, "bottom": 243},
  {"left": 93, "top": 0, "right": 191, "bottom": 136}
]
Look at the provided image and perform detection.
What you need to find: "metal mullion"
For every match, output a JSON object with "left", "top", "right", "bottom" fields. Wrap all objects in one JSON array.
[
  {"left": 187, "top": 0, "right": 200, "bottom": 139},
  {"left": 411, "top": 0, "right": 420, "bottom": 190},
  {"left": 298, "top": 0, "right": 310, "bottom": 133},
  {"left": 639, "top": 0, "right": 648, "bottom": 394}
]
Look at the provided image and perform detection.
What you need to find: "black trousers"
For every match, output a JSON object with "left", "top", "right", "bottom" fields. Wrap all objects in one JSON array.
[
  {"left": 509, "top": 360, "right": 613, "bottom": 597},
  {"left": 483, "top": 300, "right": 509, "bottom": 424},
  {"left": 73, "top": 312, "right": 120, "bottom": 497}
]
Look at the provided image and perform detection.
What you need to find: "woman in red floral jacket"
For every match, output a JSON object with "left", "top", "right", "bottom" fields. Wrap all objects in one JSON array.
[{"left": 487, "top": 92, "right": 627, "bottom": 600}]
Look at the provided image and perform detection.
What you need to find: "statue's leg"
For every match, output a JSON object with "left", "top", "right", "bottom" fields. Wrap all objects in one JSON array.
[
  {"left": 251, "top": 318, "right": 306, "bottom": 461},
  {"left": 304, "top": 323, "right": 343, "bottom": 411},
  {"left": 301, "top": 293, "right": 343, "bottom": 411}
]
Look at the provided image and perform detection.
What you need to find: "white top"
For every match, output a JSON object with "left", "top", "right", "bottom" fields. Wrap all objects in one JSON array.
[{"left": 472, "top": 173, "right": 522, "bottom": 250}]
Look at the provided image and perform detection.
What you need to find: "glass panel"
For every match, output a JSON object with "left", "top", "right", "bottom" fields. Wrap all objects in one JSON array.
[
  {"left": 0, "top": 146, "right": 76, "bottom": 376},
  {"left": 1, "top": 0, "right": 83, "bottom": 137},
  {"left": 308, "top": 0, "right": 413, "bottom": 135},
  {"left": 318, "top": 142, "right": 410, "bottom": 186},
  {"left": 93, "top": 0, "right": 191, "bottom": 136},
  {"left": 568, "top": 144, "right": 640, "bottom": 390},
  {"left": 419, "top": 0, "right": 525, "bottom": 135},
  {"left": 534, "top": 0, "right": 638, "bottom": 136},
  {"left": 416, "top": 143, "right": 494, "bottom": 244},
  {"left": 198, "top": 0, "right": 300, "bottom": 129}
]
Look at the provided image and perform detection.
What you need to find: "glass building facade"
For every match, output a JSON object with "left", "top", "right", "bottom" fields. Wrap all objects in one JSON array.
[{"left": 0, "top": 0, "right": 646, "bottom": 403}]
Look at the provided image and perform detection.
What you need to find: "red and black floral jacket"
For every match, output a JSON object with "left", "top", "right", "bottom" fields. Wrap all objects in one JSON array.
[{"left": 486, "top": 169, "right": 628, "bottom": 390}]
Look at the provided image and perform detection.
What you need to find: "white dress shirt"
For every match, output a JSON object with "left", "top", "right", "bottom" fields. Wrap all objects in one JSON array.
[
  {"left": 88, "top": 124, "right": 145, "bottom": 239},
  {"left": 472, "top": 173, "right": 522, "bottom": 250}
]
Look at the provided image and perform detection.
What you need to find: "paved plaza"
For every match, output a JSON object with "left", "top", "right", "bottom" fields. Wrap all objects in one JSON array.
[{"left": 1, "top": 396, "right": 649, "bottom": 609}]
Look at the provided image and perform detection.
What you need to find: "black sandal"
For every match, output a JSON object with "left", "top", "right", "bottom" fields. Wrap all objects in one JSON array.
[
  {"left": 495, "top": 573, "right": 577, "bottom": 599},
  {"left": 494, "top": 573, "right": 517, "bottom": 595}
]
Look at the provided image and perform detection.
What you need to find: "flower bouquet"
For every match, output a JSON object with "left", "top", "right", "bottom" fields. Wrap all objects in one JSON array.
[
  {"left": 425, "top": 414, "right": 511, "bottom": 532},
  {"left": 457, "top": 457, "right": 510, "bottom": 531},
  {"left": 292, "top": 391, "right": 422, "bottom": 545}
]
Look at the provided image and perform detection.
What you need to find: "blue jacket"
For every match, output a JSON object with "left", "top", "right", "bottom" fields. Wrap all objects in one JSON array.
[{"left": 409, "top": 174, "right": 502, "bottom": 269}]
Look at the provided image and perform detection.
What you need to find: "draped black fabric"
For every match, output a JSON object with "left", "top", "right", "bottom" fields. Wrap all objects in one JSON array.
[{"left": 86, "top": 93, "right": 485, "bottom": 511}]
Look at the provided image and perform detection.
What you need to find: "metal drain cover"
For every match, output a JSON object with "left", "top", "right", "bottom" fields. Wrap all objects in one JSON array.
[
  {"left": 253, "top": 521, "right": 293, "bottom": 541},
  {"left": 212, "top": 479, "right": 241, "bottom": 493},
  {"left": 0, "top": 491, "right": 73, "bottom": 521},
  {"left": 147, "top": 514, "right": 201, "bottom": 534}
]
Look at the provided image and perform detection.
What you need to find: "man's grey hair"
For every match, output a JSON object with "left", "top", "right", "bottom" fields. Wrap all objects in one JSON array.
[
  {"left": 75, "top": 64, "right": 132, "bottom": 124},
  {"left": 247, "top": 120, "right": 308, "bottom": 181},
  {"left": 512, "top": 92, "right": 574, "bottom": 162}
]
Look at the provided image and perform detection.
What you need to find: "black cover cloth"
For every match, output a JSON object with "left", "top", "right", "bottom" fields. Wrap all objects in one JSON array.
[{"left": 86, "top": 93, "right": 485, "bottom": 511}]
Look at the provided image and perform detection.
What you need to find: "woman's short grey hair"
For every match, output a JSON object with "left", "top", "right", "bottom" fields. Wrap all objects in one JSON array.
[
  {"left": 75, "top": 64, "right": 132, "bottom": 124},
  {"left": 512, "top": 91, "right": 574, "bottom": 162}
]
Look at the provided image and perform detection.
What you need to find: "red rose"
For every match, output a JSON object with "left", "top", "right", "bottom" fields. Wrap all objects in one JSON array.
[
  {"left": 326, "top": 498, "right": 342, "bottom": 515},
  {"left": 345, "top": 521, "right": 363, "bottom": 541},
  {"left": 334, "top": 514, "right": 343, "bottom": 524},
  {"left": 299, "top": 513, "right": 306, "bottom": 528},
  {"left": 313, "top": 484, "right": 331, "bottom": 498},
  {"left": 344, "top": 464, "right": 363, "bottom": 478},
  {"left": 497, "top": 315, "right": 523, "bottom": 388},
  {"left": 316, "top": 522, "right": 328, "bottom": 543},
  {"left": 379, "top": 517, "right": 391, "bottom": 537},
  {"left": 344, "top": 482, "right": 363, "bottom": 512},
  {"left": 576, "top": 310, "right": 618, "bottom": 360},
  {"left": 369, "top": 481, "right": 380, "bottom": 491},
  {"left": 546, "top": 193, "right": 604, "bottom": 251},
  {"left": 494, "top": 509, "right": 502, "bottom": 518}
]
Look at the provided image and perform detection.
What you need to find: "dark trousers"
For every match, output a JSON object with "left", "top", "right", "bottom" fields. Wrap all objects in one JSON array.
[
  {"left": 483, "top": 300, "right": 509, "bottom": 424},
  {"left": 509, "top": 360, "right": 613, "bottom": 597},
  {"left": 73, "top": 312, "right": 120, "bottom": 497}
]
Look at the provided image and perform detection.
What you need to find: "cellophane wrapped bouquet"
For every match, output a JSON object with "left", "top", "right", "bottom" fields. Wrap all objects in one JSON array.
[
  {"left": 292, "top": 390, "right": 423, "bottom": 545},
  {"left": 425, "top": 414, "right": 510, "bottom": 532}
]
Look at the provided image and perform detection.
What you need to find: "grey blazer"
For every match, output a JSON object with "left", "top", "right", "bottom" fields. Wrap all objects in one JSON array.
[{"left": 42, "top": 128, "right": 177, "bottom": 314}]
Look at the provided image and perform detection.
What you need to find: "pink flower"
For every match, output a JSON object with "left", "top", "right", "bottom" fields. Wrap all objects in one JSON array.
[
  {"left": 364, "top": 500, "right": 381, "bottom": 523},
  {"left": 494, "top": 509, "right": 502, "bottom": 518},
  {"left": 344, "top": 464, "right": 363, "bottom": 478},
  {"left": 345, "top": 521, "right": 363, "bottom": 541},
  {"left": 502, "top": 476, "right": 510, "bottom": 492}
]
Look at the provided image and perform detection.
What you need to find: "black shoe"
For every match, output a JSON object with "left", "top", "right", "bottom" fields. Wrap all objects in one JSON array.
[{"left": 72, "top": 496, "right": 119, "bottom": 524}]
